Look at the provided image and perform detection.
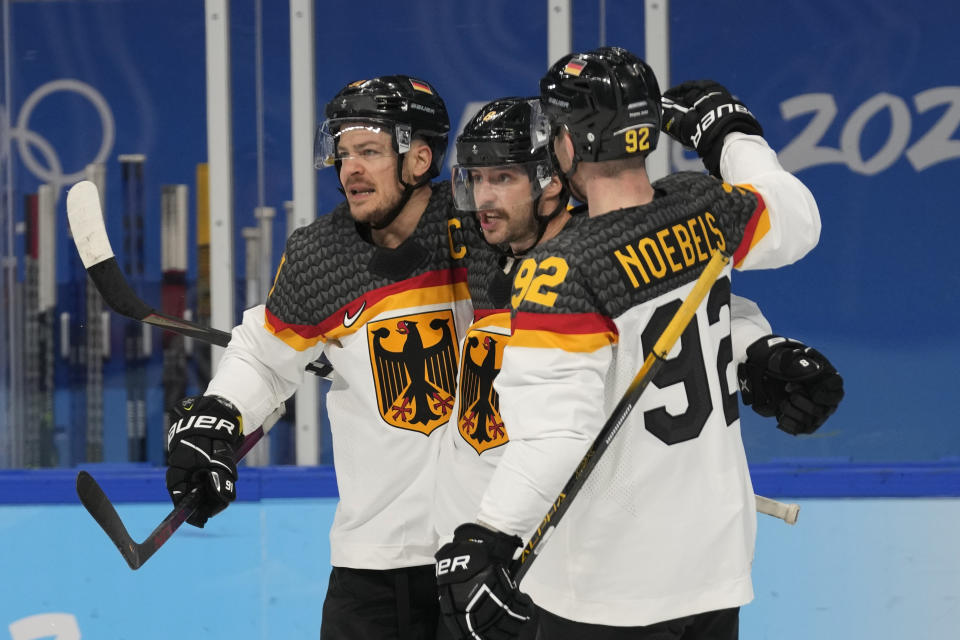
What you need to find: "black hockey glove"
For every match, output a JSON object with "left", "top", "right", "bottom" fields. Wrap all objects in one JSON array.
[
  {"left": 661, "top": 80, "right": 764, "bottom": 178},
  {"left": 739, "top": 335, "right": 845, "bottom": 435},
  {"left": 165, "top": 395, "right": 244, "bottom": 527},
  {"left": 436, "top": 523, "right": 533, "bottom": 640}
]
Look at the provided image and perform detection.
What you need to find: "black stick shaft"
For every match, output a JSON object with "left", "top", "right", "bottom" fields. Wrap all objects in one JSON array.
[
  {"left": 86, "top": 257, "right": 331, "bottom": 376},
  {"left": 76, "top": 426, "right": 266, "bottom": 570}
]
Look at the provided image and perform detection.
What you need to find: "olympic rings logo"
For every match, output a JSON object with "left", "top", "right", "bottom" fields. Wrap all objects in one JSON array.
[{"left": 4, "top": 78, "right": 115, "bottom": 191}]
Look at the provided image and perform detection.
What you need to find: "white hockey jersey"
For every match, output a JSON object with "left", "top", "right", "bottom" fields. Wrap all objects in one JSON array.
[
  {"left": 435, "top": 295, "right": 772, "bottom": 546},
  {"left": 435, "top": 134, "right": 817, "bottom": 543},
  {"left": 208, "top": 184, "right": 473, "bottom": 570},
  {"left": 475, "top": 137, "right": 821, "bottom": 626}
]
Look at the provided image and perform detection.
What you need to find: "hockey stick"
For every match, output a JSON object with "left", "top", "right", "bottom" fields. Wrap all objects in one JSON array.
[
  {"left": 511, "top": 250, "right": 795, "bottom": 582},
  {"left": 755, "top": 495, "right": 800, "bottom": 525},
  {"left": 65, "top": 180, "right": 332, "bottom": 378},
  {"left": 76, "top": 409, "right": 278, "bottom": 570}
]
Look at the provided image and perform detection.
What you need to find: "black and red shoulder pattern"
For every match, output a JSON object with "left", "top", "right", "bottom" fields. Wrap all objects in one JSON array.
[
  {"left": 511, "top": 172, "right": 756, "bottom": 320},
  {"left": 265, "top": 182, "right": 465, "bottom": 337}
]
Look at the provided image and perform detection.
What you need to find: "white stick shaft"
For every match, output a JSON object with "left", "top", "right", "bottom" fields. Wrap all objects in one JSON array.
[{"left": 755, "top": 494, "right": 800, "bottom": 525}]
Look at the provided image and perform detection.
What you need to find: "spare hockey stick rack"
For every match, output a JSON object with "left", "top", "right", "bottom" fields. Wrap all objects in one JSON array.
[{"left": 511, "top": 251, "right": 799, "bottom": 583}]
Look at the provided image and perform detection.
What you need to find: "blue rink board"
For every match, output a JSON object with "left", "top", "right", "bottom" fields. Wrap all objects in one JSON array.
[
  {"left": 1, "top": 496, "right": 958, "bottom": 640},
  {"left": 1, "top": 461, "right": 958, "bottom": 505}
]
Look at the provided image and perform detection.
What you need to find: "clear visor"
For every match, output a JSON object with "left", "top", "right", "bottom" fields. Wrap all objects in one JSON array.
[
  {"left": 314, "top": 119, "right": 408, "bottom": 170},
  {"left": 452, "top": 160, "right": 553, "bottom": 212}
]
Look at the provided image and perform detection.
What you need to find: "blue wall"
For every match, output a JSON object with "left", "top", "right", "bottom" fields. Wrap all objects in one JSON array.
[
  {"left": 4, "top": 0, "right": 959, "bottom": 467},
  {"left": 3, "top": 2, "right": 959, "bottom": 636}
]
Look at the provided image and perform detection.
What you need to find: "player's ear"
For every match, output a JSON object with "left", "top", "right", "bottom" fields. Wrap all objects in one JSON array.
[
  {"left": 536, "top": 176, "right": 564, "bottom": 220},
  {"left": 405, "top": 138, "right": 433, "bottom": 182},
  {"left": 542, "top": 175, "right": 563, "bottom": 199}
]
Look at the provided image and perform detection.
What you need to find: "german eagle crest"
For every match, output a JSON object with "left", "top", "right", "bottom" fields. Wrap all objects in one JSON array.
[
  {"left": 457, "top": 329, "right": 508, "bottom": 454},
  {"left": 367, "top": 310, "right": 458, "bottom": 435}
]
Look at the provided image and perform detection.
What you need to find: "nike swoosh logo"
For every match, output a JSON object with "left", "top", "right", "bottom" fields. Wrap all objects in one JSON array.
[{"left": 343, "top": 300, "right": 366, "bottom": 328}]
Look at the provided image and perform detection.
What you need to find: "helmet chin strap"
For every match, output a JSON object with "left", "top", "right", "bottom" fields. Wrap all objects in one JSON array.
[
  {"left": 368, "top": 184, "right": 415, "bottom": 230},
  {"left": 490, "top": 182, "right": 570, "bottom": 259},
  {"left": 339, "top": 153, "right": 432, "bottom": 232},
  {"left": 522, "top": 182, "right": 570, "bottom": 255},
  {"left": 548, "top": 141, "right": 587, "bottom": 206}
]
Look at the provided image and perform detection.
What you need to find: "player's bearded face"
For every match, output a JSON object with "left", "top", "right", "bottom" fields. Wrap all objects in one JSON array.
[
  {"left": 470, "top": 166, "right": 539, "bottom": 251},
  {"left": 337, "top": 127, "right": 406, "bottom": 225}
]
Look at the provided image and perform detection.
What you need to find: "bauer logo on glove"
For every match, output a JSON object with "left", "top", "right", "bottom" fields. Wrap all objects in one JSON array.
[
  {"left": 689, "top": 99, "right": 756, "bottom": 149},
  {"left": 660, "top": 79, "right": 764, "bottom": 177},
  {"left": 436, "top": 554, "right": 471, "bottom": 577},
  {"left": 435, "top": 523, "right": 534, "bottom": 640},
  {"left": 165, "top": 395, "right": 245, "bottom": 527},
  {"left": 166, "top": 412, "right": 240, "bottom": 450}
]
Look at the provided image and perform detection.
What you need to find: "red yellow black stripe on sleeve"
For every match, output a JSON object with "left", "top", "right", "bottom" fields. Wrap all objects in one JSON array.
[
  {"left": 509, "top": 311, "right": 619, "bottom": 352},
  {"left": 264, "top": 267, "right": 469, "bottom": 350},
  {"left": 731, "top": 183, "right": 770, "bottom": 268}
]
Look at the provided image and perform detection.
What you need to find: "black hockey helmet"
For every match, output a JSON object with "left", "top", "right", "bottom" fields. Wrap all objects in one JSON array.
[
  {"left": 453, "top": 97, "right": 569, "bottom": 255},
  {"left": 452, "top": 97, "right": 555, "bottom": 211},
  {"left": 316, "top": 75, "right": 450, "bottom": 229},
  {"left": 455, "top": 97, "right": 551, "bottom": 167},
  {"left": 540, "top": 46, "right": 661, "bottom": 166},
  {"left": 316, "top": 75, "right": 450, "bottom": 180}
]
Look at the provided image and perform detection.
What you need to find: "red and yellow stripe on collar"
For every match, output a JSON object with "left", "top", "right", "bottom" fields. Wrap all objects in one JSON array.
[
  {"left": 731, "top": 183, "right": 770, "bottom": 268},
  {"left": 509, "top": 311, "right": 619, "bottom": 353},
  {"left": 265, "top": 267, "right": 469, "bottom": 351}
]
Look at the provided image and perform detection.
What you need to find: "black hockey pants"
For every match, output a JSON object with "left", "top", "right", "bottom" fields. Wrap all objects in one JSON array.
[
  {"left": 320, "top": 564, "right": 447, "bottom": 640},
  {"left": 535, "top": 605, "right": 739, "bottom": 640}
]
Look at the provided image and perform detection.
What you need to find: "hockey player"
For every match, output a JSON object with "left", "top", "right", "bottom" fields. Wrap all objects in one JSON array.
[
  {"left": 435, "top": 98, "right": 797, "bottom": 640},
  {"left": 437, "top": 97, "right": 570, "bottom": 529},
  {"left": 452, "top": 97, "right": 571, "bottom": 260},
  {"left": 434, "top": 48, "right": 843, "bottom": 639},
  {"left": 434, "top": 98, "right": 570, "bottom": 640},
  {"left": 164, "top": 75, "right": 470, "bottom": 640}
]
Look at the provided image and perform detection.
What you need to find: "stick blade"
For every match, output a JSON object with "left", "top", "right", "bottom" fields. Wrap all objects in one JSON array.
[
  {"left": 76, "top": 471, "right": 143, "bottom": 569},
  {"left": 66, "top": 180, "right": 115, "bottom": 268}
]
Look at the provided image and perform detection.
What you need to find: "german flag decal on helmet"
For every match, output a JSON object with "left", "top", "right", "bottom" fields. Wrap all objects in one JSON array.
[
  {"left": 409, "top": 79, "right": 434, "bottom": 94},
  {"left": 563, "top": 59, "right": 586, "bottom": 76},
  {"left": 457, "top": 329, "right": 508, "bottom": 454},
  {"left": 367, "top": 310, "right": 458, "bottom": 435}
]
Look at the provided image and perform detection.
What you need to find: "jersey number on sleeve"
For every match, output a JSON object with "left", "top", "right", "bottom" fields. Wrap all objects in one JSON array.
[{"left": 640, "top": 276, "right": 738, "bottom": 445}]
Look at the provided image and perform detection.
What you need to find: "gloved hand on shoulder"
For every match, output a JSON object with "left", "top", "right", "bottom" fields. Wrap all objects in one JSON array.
[{"left": 661, "top": 79, "right": 764, "bottom": 177}]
